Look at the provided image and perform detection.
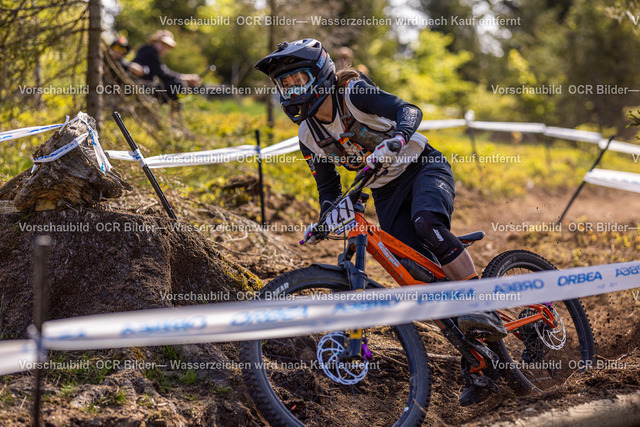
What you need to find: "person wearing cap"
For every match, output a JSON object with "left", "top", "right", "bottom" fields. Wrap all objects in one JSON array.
[
  {"left": 132, "top": 30, "right": 201, "bottom": 108},
  {"left": 110, "top": 36, "right": 145, "bottom": 77}
]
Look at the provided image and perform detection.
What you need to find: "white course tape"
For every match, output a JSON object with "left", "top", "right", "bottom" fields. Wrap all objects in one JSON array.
[
  {"left": 260, "top": 136, "right": 299, "bottom": 158},
  {"left": 468, "top": 121, "right": 546, "bottom": 134},
  {"left": 418, "top": 119, "right": 466, "bottom": 131},
  {"left": 146, "top": 145, "right": 258, "bottom": 169},
  {"left": 544, "top": 127, "right": 602, "bottom": 143},
  {"left": 105, "top": 150, "right": 138, "bottom": 161},
  {"left": 101, "top": 120, "right": 640, "bottom": 169},
  {"left": 78, "top": 115, "right": 112, "bottom": 174},
  {"left": 598, "top": 139, "right": 640, "bottom": 156},
  {"left": 584, "top": 169, "right": 640, "bottom": 194},
  {"left": 132, "top": 148, "right": 146, "bottom": 168},
  {"left": 0, "top": 123, "right": 66, "bottom": 142},
  {"left": 32, "top": 133, "right": 89, "bottom": 163},
  {"left": 0, "top": 115, "right": 80, "bottom": 142},
  {"left": 38, "top": 260, "right": 640, "bottom": 351},
  {"left": 0, "top": 340, "right": 38, "bottom": 376},
  {"left": 104, "top": 139, "right": 302, "bottom": 169}
]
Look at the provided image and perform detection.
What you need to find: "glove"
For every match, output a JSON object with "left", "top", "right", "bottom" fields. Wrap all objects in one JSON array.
[
  {"left": 366, "top": 134, "right": 406, "bottom": 168},
  {"left": 300, "top": 223, "right": 320, "bottom": 245}
]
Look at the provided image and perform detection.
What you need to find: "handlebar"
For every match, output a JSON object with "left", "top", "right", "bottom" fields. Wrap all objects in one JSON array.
[{"left": 301, "top": 163, "right": 387, "bottom": 245}]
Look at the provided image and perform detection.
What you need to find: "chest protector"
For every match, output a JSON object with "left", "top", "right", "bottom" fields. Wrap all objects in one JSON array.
[{"left": 305, "top": 79, "right": 395, "bottom": 171}]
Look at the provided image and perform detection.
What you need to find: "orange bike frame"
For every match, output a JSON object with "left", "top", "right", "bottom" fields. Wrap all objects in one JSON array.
[{"left": 346, "top": 209, "right": 556, "bottom": 331}]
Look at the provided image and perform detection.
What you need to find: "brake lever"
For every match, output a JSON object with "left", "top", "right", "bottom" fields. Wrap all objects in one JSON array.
[
  {"left": 299, "top": 223, "right": 328, "bottom": 245},
  {"left": 354, "top": 164, "right": 380, "bottom": 186}
]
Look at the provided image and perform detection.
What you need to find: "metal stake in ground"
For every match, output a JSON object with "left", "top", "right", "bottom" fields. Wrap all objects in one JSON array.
[
  {"left": 557, "top": 135, "right": 614, "bottom": 225},
  {"left": 32, "top": 235, "right": 51, "bottom": 427},
  {"left": 112, "top": 112, "right": 177, "bottom": 220},
  {"left": 464, "top": 111, "right": 483, "bottom": 177},
  {"left": 255, "top": 130, "right": 266, "bottom": 227}
]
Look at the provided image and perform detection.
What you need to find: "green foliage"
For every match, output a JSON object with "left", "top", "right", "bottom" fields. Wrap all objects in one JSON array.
[
  {"left": 161, "top": 345, "right": 183, "bottom": 362},
  {"left": 425, "top": 127, "right": 638, "bottom": 198},
  {"left": 144, "top": 367, "right": 172, "bottom": 393},
  {"left": 466, "top": 84, "right": 522, "bottom": 122},
  {"left": 47, "top": 351, "right": 120, "bottom": 386},
  {"left": 180, "top": 369, "right": 198, "bottom": 385},
  {"left": 211, "top": 383, "right": 231, "bottom": 396},
  {"left": 196, "top": 0, "right": 266, "bottom": 86},
  {"left": 162, "top": 31, "right": 210, "bottom": 76},
  {"left": 368, "top": 29, "right": 474, "bottom": 111},
  {"left": 0, "top": 1, "right": 87, "bottom": 113},
  {"left": 137, "top": 393, "right": 155, "bottom": 408},
  {"left": 59, "top": 383, "right": 78, "bottom": 398},
  {"left": 491, "top": 0, "right": 640, "bottom": 129},
  {"left": 0, "top": 388, "right": 15, "bottom": 405}
]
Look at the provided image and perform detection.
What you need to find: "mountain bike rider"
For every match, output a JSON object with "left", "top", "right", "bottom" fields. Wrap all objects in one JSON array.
[{"left": 255, "top": 38, "right": 507, "bottom": 406}]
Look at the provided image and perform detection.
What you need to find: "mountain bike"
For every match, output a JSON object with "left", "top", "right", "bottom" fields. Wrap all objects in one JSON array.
[{"left": 240, "top": 162, "right": 595, "bottom": 427}]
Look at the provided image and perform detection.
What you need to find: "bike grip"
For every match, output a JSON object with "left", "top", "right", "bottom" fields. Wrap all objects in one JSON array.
[
  {"left": 300, "top": 225, "right": 318, "bottom": 245},
  {"left": 388, "top": 139, "right": 402, "bottom": 153}
]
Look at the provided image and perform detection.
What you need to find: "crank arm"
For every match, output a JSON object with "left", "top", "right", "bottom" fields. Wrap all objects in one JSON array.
[{"left": 436, "top": 319, "right": 499, "bottom": 370}]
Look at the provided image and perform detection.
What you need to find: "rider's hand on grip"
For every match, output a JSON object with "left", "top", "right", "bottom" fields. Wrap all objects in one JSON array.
[
  {"left": 300, "top": 223, "right": 320, "bottom": 245},
  {"left": 366, "top": 134, "right": 406, "bottom": 168}
]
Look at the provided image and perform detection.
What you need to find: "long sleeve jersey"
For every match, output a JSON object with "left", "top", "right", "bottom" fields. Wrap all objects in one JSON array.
[{"left": 299, "top": 79, "right": 426, "bottom": 215}]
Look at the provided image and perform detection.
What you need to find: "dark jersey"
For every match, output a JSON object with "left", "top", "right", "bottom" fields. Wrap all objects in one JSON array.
[{"left": 300, "top": 79, "right": 425, "bottom": 215}]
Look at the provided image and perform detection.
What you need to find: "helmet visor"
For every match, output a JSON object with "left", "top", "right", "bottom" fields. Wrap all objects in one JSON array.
[{"left": 274, "top": 69, "right": 315, "bottom": 100}]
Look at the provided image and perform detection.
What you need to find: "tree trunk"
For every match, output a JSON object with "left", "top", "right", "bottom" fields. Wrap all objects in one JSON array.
[{"left": 86, "top": 0, "right": 103, "bottom": 132}]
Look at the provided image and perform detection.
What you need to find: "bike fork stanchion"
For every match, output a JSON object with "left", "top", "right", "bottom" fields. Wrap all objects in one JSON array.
[
  {"left": 343, "top": 234, "right": 369, "bottom": 360},
  {"left": 557, "top": 135, "right": 614, "bottom": 225}
]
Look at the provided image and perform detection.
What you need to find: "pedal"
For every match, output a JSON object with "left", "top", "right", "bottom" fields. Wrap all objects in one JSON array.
[{"left": 470, "top": 373, "right": 498, "bottom": 391}]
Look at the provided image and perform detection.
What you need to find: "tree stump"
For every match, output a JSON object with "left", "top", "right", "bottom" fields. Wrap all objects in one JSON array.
[{"left": 0, "top": 113, "right": 132, "bottom": 211}]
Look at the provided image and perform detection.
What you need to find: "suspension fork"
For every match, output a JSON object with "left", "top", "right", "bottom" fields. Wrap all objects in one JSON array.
[{"left": 338, "top": 234, "right": 370, "bottom": 360}]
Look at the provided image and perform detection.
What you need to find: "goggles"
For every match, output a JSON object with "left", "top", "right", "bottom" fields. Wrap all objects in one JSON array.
[{"left": 274, "top": 69, "right": 315, "bottom": 100}]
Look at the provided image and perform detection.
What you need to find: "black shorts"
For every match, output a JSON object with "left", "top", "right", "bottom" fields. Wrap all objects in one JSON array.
[{"left": 371, "top": 149, "right": 455, "bottom": 257}]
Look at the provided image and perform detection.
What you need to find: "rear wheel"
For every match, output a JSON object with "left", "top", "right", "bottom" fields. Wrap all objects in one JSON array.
[
  {"left": 482, "top": 250, "right": 596, "bottom": 392},
  {"left": 240, "top": 266, "right": 431, "bottom": 426}
]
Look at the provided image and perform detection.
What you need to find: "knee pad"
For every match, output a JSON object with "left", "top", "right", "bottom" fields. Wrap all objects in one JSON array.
[{"left": 412, "top": 210, "right": 465, "bottom": 265}]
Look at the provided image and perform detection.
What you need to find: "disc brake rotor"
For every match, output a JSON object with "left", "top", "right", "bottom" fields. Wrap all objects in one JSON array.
[
  {"left": 316, "top": 332, "right": 369, "bottom": 385},
  {"left": 518, "top": 305, "right": 567, "bottom": 362},
  {"left": 535, "top": 305, "right": 566, "bottom": 350}
]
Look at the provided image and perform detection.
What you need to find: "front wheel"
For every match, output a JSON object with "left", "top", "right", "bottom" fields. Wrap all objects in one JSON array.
[
  {"left": 239, "top": 266, "right": 431, "bottom": 427},
  {"left": 482, "top": 250, "right": 596, "bottom": 392}
]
